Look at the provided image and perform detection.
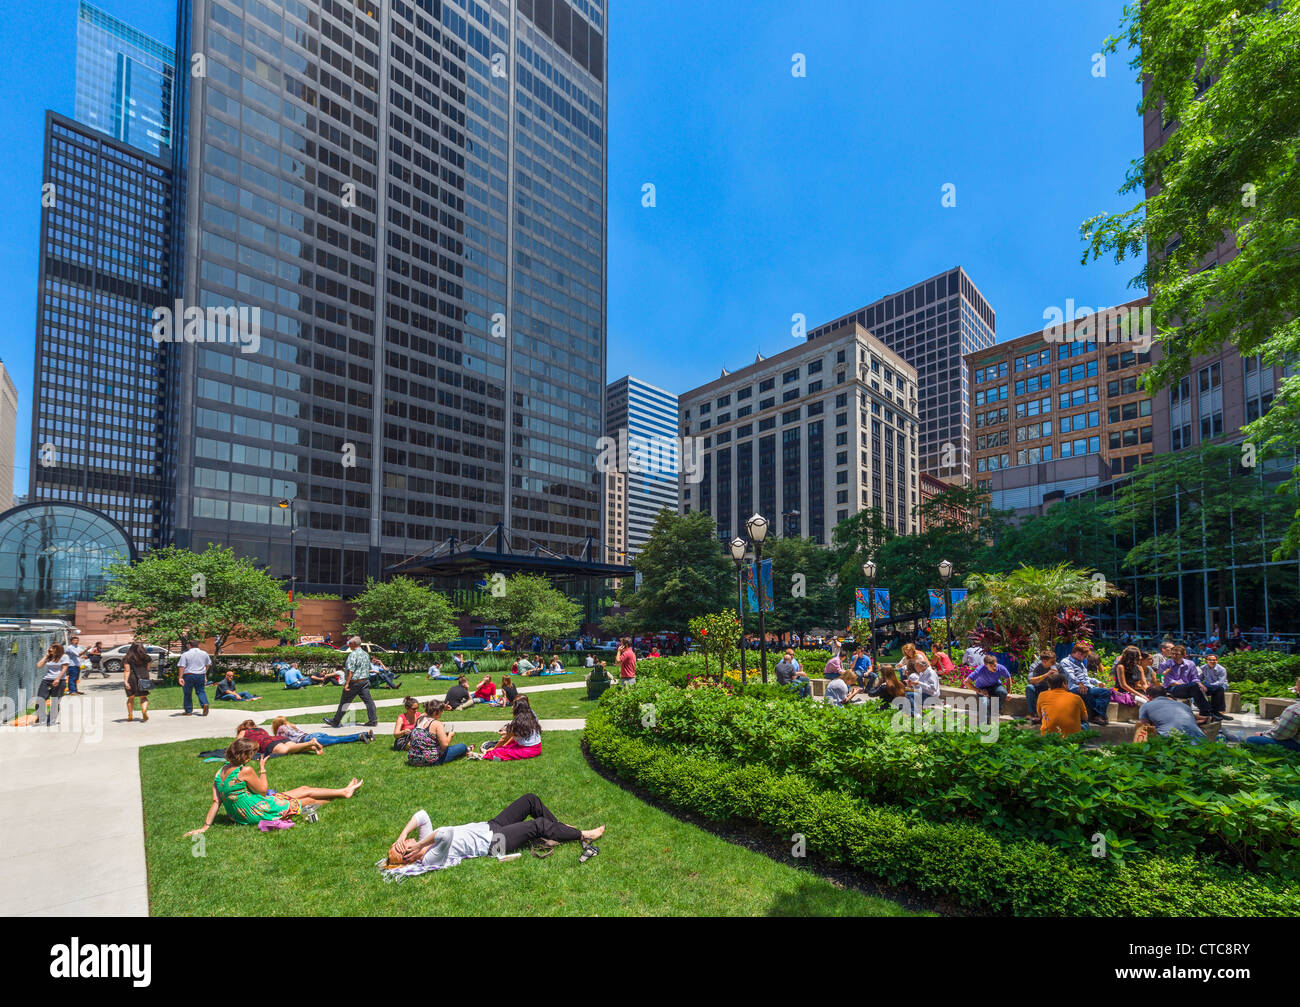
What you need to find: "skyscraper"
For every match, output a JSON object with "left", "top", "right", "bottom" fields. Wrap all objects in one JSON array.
[
  {"left": 170, "top": 0, "right": 607, "bottom": 591},
  {"left": 75, "top": 0, "right": 176, "bottom": 156},
  {"left": 807, "top": 267, "right": 995, "bottom": 482},
  {"left": 28, "top": 112, "right": 172, "bottom": 553},
  {"left": 605, "top": 375, "right": 678, "bottom": 558}
]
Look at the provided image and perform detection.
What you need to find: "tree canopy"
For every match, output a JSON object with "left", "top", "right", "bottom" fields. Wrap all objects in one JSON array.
[
  {"left": 477, "top": 572, "right": 582, "bottom": 645},
  {"left": 615, "top": 509, "right": 732, "bottom": 636},
  {"left": 346, "top": 576, "right": 460, "bottom": 652}
]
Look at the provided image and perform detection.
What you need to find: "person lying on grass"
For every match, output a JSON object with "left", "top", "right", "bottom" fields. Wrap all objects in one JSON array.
[
  {"left": 406, "top": 700, "right": 469, "bottom": 766},
  {"left": 236, "top": 719, "right": 324, "bottom": 757},
  {"left": 185, "top": 738, "right": 363, "bottom": 835},
  {"left": 381, "top": 793, "right": 603, "bottom": 873},
  {"left": 272, "top": 715, "right": 374, "bottom": 748},
  {"left": 467, "top": 696, "right": 542, "bottom": 761}
]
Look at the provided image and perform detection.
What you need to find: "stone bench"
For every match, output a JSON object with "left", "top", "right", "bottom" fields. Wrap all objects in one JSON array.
[
  {"left": 1259, "top": 696, "right": 1294, "bottom": 720},
  {"left": 1225, "top": 691, "right": 1241, "bottom": 713}
]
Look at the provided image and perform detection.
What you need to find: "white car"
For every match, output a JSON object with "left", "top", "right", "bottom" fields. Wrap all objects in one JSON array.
[{"left": 98, "top": 644, "right": 181, "bottom": 676}]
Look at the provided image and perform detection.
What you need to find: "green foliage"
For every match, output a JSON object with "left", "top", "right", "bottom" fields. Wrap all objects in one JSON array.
[
  {"left": 761, "top": 536, "right": 842, "bottom": 634},
  {"left": 1084, "top": 0, "right": 1300, "bottom": 554},
  {"left": 984, "top": 497, "right": 1124, "bottom": 574},
  {"left": 296, "top": 592, "right": 342, "bottom": 600},
  {"left": 476, "top": 573, "right": 582, "bottom": 644},
  {"left": 583, "top": 704, "right": 1299, "bottom": 916},
  {"left": 617, "top": 510, "right": 732, "bottom": 636},
  {"left": 98, "top": 545, "right": 291, "bottom": 655},
  {"left": 687, "top": 609, "right": 743, "bottom": 679},
  {"left": 1218, "top": 651, "right": 1300, "bottom": 685},
  {"left": 596, "top": 682, "right": 1300, "bottom": 877},
  {"left": 346, "top": 577, "right": 459, "bottom": 653}
]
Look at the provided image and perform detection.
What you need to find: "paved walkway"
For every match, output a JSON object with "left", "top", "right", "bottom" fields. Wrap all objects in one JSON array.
[{"left": 0, "top": 676, "right": 589, "bottom": 918}]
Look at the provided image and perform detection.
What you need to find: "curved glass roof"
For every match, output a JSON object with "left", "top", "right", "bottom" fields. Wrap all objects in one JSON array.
[{"left": 0, "top": 503, "right": 134, "bottom": 617}]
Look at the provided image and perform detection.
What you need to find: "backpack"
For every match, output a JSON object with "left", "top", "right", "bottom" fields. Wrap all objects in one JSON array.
[{"left": 406, "top": 723, "right": 441, "bottom": 767}]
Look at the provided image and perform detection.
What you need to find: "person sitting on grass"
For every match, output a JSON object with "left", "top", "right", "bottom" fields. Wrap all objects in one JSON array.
[
  {"left": 1243, "top": 677, "right": 1300, "bottom": 752},
  {"left": 1134, "top": 685, "right": 1208, "bottom": 743},
  {"left": 473, "top": 676, "right": 500, "bottom": 705},
  {"left": 272, "top": 715, "right": 374, "bottom": 748},
  {"left": 962, "top": 653, "right": 1012, "bottom": 722},
  {"left": 444, "top": 675, "right": 475, "bottom": 711},
  {"left": 216, "top": 670, "right": 262, "bottom": 702},
  {"left": 1023, "top": 651, "right": 1057, "bottom": 724},
  {"left": 452, "top": 652, "right": 479, "bottom": 676},
  {"left": 1059, "top": 642, "right": 1111, "bottom": 726},
  {"left": 1036, "top": 671, "right": 1088, "bottom": 737},
  {"left": 547, "top": 655, "right": 565, "bottom": 673},
  {"left": 185, "top": 738, "right": 362, "bottom": 835},
  {"left": 426, "top": 659, "right": 446, "bottom": 680},
  {"left": 516, "top": 654, "right": 538, "bottom": 676},
  {"left": 381, "top": 794, "right": 603, "bottom": 874},
  {"left": 406, "top": 700, "right": 469, "bottom": 766},
  {"left": 393, "top": 697, "right": 421, "bottom": 751},
  {"left": 283, "top": 662, "right": 314, "bottom": 689},
  {"left": 469, "top": 697, "right": 543, "bottom": 761},
  {"left": 236, "top": 719, "right": 324, "bottom": 757},
  {"left": 501, "top": 675, "right": 519, "bottom": 704},
  {"left": 775, "top": 648, "right": 811, "bottom": 699}
]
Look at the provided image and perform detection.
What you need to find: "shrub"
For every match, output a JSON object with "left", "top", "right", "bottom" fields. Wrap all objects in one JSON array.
[
  {"left": 596, "top": 682, "right": 1300, "bottom": 876},
  {"left": 1218, "top": 652, "right": 1300, "bottom": 685},
  {"left": 583, "top": 707, "right": 1300, "bottom": 916}
]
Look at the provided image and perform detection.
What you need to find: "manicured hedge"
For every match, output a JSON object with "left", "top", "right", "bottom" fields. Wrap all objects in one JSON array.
[
  {"left": 599, "top": 682, "right": 1300, "bottom": 876},
  {"left": 1218, "top": 651, "right": 1300, "bottom": 685},
  {"left": 583, "top": 706, "right": 1300, "bottom": 916}
]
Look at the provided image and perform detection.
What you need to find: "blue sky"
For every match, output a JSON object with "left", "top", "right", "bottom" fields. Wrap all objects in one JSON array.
[{"left": 0, "top": 0, "right": 1145, "bottom": 500}]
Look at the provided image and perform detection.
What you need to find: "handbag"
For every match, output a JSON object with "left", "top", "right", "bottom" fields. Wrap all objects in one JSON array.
[{"left": 138, "top": 676, "right": 155, "bottom": 692}]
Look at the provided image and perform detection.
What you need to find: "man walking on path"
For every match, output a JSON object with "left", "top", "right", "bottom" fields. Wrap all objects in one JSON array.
[
  {"left": 177, "top": 640, "right": 212, "bottom": 716},
  {"left": 323, "top": 637, "right": 379, "bottom": 728}
]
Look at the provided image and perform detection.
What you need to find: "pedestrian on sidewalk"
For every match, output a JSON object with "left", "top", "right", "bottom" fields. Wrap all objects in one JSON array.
[
  {"left": 35, "top": 643, "right": 72, "bottom": 726},
  {"left": 322, "top": 637, "right": 379, "bottom": 728},
  {"left": 64, "top": 636, "right": 84, "bottom": 695},
  {"left": 124, "top": 641, "right": 154, "bottom": 722},
  {"left": 177, "top": 639, "right": 212, "bottom": 716}
]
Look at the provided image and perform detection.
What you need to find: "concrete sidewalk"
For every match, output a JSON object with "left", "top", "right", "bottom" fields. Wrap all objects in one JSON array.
[{"left": 0, "top": 676, "right": 587, "bottom": 918}]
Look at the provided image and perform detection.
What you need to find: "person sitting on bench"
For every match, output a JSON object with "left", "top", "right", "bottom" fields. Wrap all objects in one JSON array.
[
  {"left": 1243, "top": 677, "right": 1300, "bottom": 752},
  {"left": 382, "top": 794, "right": 603, "bottom": 874}
]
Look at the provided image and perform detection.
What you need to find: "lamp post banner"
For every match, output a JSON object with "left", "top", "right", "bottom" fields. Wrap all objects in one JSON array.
[
  {"left": 929, "top": 589, "right": 945, "bottom": 620},
  {"left": 871, "top": 589, "right": 890, "bottom": 620},
  {"left": 745, "top": 559, "right": 774, "bottom": 613},
  {"left": 854, "top": 587, "right": 869, "bottom": 620}
]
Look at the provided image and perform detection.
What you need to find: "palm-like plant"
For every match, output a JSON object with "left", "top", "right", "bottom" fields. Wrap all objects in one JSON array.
[{"left": 952, "top": 563, "right": 1121, "bottom": 660}]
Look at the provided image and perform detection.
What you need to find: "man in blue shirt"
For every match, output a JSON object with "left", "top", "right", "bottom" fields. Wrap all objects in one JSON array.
[
  {"left": 1058, "top": 642, "right": 1111, "bottom": 726},
  {"left": 1137, "top": 685, "right": 1207, "bottom": 742}
]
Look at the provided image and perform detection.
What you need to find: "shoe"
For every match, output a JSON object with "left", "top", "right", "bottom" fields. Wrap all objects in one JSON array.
[
  {"left": 142, "top": 710, "right": 148, "bottom": 722},
  {"left": 364, "top": 721, "right": 379, "bottom": 727},
  {"left": 1217, "top": 713, "right": 1234, "bottom": 721},
  {"left": 201, "top": 705, "right": 209, "bottom": 716},
  {"left": 320, "top": 719, "right": 341, "bottom": 728},
  {"left": 362, "top": 731, "right": 374, "bottom": 743}
]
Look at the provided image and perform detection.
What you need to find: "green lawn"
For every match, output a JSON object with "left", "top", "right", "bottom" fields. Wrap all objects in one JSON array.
[
  {"left": 140, "top": 731, "right": 922, "bottom": 917},
  {"left": 255, "top": 687, "right": 596, "bottom": 728},
  {"left": 137, "top": 670, "right": 586, "bottom": 712}
]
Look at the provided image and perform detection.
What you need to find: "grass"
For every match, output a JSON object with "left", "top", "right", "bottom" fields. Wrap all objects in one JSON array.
[
  {"left": 140, "top": 731, "right": 923, "bottom": 917},
  {"left": 258, "top": 687, "right": 598, "bottom": 727},
  {"left": 134, "top": 670, "right": 586, "bottom": 712}
]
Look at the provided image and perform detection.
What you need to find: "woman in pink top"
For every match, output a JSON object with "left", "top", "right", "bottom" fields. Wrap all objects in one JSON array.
[
  {"left": 393, "top": 696, "right": 421, "bottom": 752},
  {"left": 617, "top": 637, "right": 637, "bottom": 687}
]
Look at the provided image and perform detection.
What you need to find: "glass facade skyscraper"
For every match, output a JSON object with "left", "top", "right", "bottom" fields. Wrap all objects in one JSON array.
[
  {"left": 807, "top": 267, "right": 995, "bottom": 482},
  {"left": 28, "top": 112, "right": 173, "bottom": 554},
  {"left": 171, "top": 0, "right": 606, "bottom": 591},
  {"left": 605, "top": 375, "right": 678, "bottom": 558},
  {"left": 75, "top": 1, "right": 176, "bottom": 156}
]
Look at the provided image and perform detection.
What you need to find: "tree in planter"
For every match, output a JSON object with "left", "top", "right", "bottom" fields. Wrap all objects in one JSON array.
[
  {"left": 687, "top": 610, "right": 742, "bottom": 681},
  {"left": 346, "top": 577, "right": 459, "bottom": 671},
  {"left": 477, "top": 573, "right": 582, "bottom": 649},
  {"left": 952, "top": 564, "right": 1119, "bottom": 664},
  {"left": 99, "top": 545, "right": 291, "bottom": 655}
]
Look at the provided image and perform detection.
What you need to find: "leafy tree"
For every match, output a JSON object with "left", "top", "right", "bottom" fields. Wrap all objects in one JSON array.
[
  {"left": 831, "top": 507, "right": 896, "bottom": 611},
  {"left": 347, "top": 577, "right": 460, "bottom": 657},
  {"left": 985, "top": 497, "right": 1125, "bottom": 573},
  {"left": 688, "top": 609, "right": 743, "bottom": 679},
  {"left": 1082, "top": 0, "right": 1300, "bottom": 552},
  {"left": 761, "top": 536, "right": 841, "bottom": 636},
  {"left": 98, "top": 545, "right": 290, "bottom": 654},
  {"left": 477, "top": 572, "right": 582, "bottom": 647},
  {"left": 617, "top": 510, "right": 732, "bottom": 636}
]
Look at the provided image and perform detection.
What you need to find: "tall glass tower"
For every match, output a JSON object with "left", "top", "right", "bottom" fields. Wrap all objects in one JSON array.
[
  {"left": 171, "top": 0, "right": 607, "bottom": 591},
  {"left": 605, "top": 375, "right": 678, "bottom": 558},
  {"left": 75, "top": 1, "right": 176, "bottom": 156}
]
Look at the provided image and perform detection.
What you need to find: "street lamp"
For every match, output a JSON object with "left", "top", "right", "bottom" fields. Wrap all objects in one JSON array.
[
  {"left": 746, "top": 512, "right": 770, "bottom": 683},
  {"left": 863, "top": 560, "right": 878, "bottom": 674},
  {"left": 729, "top": 536, "right": 748, "bottom": 687},
  {"left": 279, "top": 498, "right": 296, "bottom": 632},
  {"left": 938, "top": 558, "right": 953, "bottom": 660}
]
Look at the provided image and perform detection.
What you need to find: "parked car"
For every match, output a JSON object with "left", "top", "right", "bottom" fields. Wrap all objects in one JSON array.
[
  {"left": 99, "top": 644, "right": 181, "bottom": 676},
  {"left": 356, "top": 642, "right": 395, "bottom": 656}
]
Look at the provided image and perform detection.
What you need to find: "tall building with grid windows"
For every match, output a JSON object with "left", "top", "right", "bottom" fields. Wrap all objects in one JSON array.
[
  {"left": 678, "top": 324, "right": 920, "bottom": 544},
  {"left": 605, "top": 375, "right": 677, "bottom": 559},
  {"left": 75, "top": 1, "right": 176, "bottom": 156},
  {"left": 806, "top": 267, "right": 995, "bottom": 482},
  {"left": 28, "top": 112, "right": 173, "bottom": 553},
  {"left": 169, "top": 0, "right": 607, "bottom": 590}
]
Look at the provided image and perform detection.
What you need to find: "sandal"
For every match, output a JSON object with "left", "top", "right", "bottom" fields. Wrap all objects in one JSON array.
[
  {"left": 532, "top": 840, "right": 558, "bottom": 859},
  {"left": 579, "top": 841, "right": 599, "bottom": 863}
]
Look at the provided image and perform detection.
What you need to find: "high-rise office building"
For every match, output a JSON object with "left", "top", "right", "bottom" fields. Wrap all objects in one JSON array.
[
  {"left": 0, "top": 362, "right": 17, "bottom": 511},
  {"left": 170, "top": 0, "right": 607, "bottom": 590},
  {"left": 28, "top": 111, "right": 172, "bottom": 552},
  {"left": 75, "top": 0, "right": 176, "bottom": 156},
  {"left": 605, "top": 375, "right": 678, "bottom": 558},
  {"left": 678, "top": 324, "right": 920, "bottom": 544},
  {"left": 806, "top": 267, "right": 995, "bottom": 482}
]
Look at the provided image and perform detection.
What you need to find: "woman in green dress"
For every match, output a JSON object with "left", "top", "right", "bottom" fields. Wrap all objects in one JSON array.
[{"left": 185, "top": 738, "right": 363, "bottom": 835}]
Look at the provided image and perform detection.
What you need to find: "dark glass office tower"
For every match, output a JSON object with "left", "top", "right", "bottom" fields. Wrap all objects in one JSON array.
[
  {"left": 807, "top": 267, "right": 995, "bottom": 481},
  {"left": 75, "top": 1, "right": 176, "bottom": 156},
  {"left": 28, "top": 112, "right": 173, "bottom": 553},
  {"left": 171, "top": 0, "right": 606, "bottom": 591}
]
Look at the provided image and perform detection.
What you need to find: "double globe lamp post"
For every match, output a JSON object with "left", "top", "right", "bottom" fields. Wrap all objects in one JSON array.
[{"left": 728, "top": 513, "right": 770, "bottom": 684}]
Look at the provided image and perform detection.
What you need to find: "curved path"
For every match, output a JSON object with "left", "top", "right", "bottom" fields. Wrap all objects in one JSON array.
[{"left": 0, "top": 676, "right": 588, "bottom": 917}]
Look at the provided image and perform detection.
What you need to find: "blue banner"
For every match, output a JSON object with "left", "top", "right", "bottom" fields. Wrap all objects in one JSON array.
[
  {"left": 872, "top": 589, "right": 890, "bottom": 620},
  {"left": 950, "top": 588, "right": 968, "bottom": 611},
  {"left": 854, "top": 587, "right": 869, "bottom": 619},
  {"left": 860, "top": 588, "right": 889, "bottom": 620},
  {"left": 928, "top": 589, "right": 945, "bottom": 620},
  {"left": 743, "top": 559, "right": 774, "bottom": 613}
]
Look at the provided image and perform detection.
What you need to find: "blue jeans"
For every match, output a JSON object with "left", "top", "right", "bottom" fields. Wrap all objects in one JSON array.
[
  {"left": 182, "top": 674, "right": 210, "bottom": 713},
  {"left": 218, "top": 691, "right": 256, "bottom": 701},
  {"left": 437, "top": 742, "right": 469, "bottom": 764},
  {"left": 976, "top": 685, "right": 1007, "bottom": 722},
  {"left": 66, "top": 667, "right": 81, "bottom": 692},
  {"left": 304, "top": 731, "right": 366, "bottom": 746},
  {"left": 1025, "top": 682, "right": 1040, "bottom": 716},
  {"left": 785, "top": 678, "right": 811, "bottom": 699},
  {"left": 1078, "top": 687, "right": 1111, "bottom": 721},
  {"left": 1244, "top": 736, "right": 1300, "bottom": 752},
  {"left": 284, "top": 677, "right": 310, "bottom": 689}
]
